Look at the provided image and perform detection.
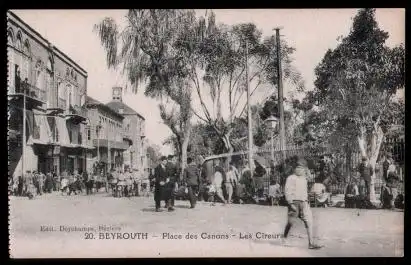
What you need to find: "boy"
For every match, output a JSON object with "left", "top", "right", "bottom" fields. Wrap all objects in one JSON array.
[{"left": 283, "top": 158, "right": 323, "bottom": 250}]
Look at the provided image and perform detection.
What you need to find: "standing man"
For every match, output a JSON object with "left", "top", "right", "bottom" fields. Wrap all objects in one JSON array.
[
  {"left": 165, "top": 155, "right": 177, "bottom": 209},
  {"left": 358, "top": 157, "right": 373, "bottom": 201},
  {"left": 184, "top": 157, "right": 200, "bottom": 209},
  {"left": 212, "top": 160, "right": 227, "bottom": 205},
  {"left": 154, "top": 156, "right": 173, "bottom": 212},
  {"left": 283, "top": 158, "right": 323, "bottom": 250},
  {"left": 225, "top": 163, "right": 239, "bottom": 204}
]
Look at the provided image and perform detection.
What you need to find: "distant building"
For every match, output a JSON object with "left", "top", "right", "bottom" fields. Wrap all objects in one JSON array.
[
  {"left": 7, "top": 11, "right": 92, "bottom": 179},
  {"left": 85, "top": 96, "right": 129, "bottom": 173},
  {"left": 106, "top": 87, "right": 147, "bottom": 175}
]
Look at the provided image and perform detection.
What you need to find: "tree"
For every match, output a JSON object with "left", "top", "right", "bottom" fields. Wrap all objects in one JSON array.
[
  {"left": 192, "top": 20, "right": 304, "bottom": 157},
  {"left": 95, "top": 9, "right": 203, "bottom": 177},
  {"left": 312, "top": 8, "right": 405, "bottom": 201},
  {"left": 146, "top": 143, "right": 162, "bottom": 168}
]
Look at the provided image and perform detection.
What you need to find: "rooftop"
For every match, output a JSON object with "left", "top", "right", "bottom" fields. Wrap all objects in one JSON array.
[
  {"left": 7, "top": 11, "right": 87, "bottom": 77},
  {"left": 85, "top": 96, "right": 124, "bottom": 120},
  {"left": 106, "top": 100, "right": 145, "bottom": 120}
]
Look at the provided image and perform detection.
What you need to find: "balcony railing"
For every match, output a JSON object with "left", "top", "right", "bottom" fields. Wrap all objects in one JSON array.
[
  {"left": 58, "top": 98, "right": 67, "bottom": 110},
  {"left": 9, "top": 81, "right": 46, "bottom": 103}
]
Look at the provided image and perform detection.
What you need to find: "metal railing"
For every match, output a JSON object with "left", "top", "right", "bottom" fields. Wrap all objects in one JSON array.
[
  {"left": 202, "top": 146, "right": 405, "bottom": 198},
  {"left": 9, "top": 81, "right": 47, "bottom": 102},
  {"left": 58, "top": 98, "right": 67, "bottom": 110}
]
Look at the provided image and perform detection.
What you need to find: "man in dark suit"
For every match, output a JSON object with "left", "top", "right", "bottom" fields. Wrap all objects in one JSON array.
[
  {"left": 154, "top": 156, "right": 173, "bottom": 212},
  {"left": 184, "top": 157, "right": 200, "bottom": 208},
  {"left": 165, "top": 155, "right": 177, "bottom": 209}
]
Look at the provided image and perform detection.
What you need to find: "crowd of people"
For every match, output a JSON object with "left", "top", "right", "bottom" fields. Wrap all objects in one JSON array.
[
  {"left": 9, "top": 151, "right": 403, "bottom": 213},
  {"left": 8, "top": 166, "right": 151, "bottom": 199}
]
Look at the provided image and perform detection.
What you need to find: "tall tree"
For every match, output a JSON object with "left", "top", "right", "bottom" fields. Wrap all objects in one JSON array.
[
  {"left": 312, "top": 8, "right": 405, "bottom": 201},
  {"left": 192, "top": 20, "right": 304, "bottom": 156},
  {"left": 95, "top": 9, "right": 204, "bottom": 176}
]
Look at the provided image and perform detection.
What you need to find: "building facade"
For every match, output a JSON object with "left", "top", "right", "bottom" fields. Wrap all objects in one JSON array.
[
  {"left": 85, "top": 96, "right": 129, "bottom": 173},
  {"left": 7, "top": 11, "right": 93, "bottom": 179},
  {"left": 106, "top": 87, "right": 147, "bottom": 176}
]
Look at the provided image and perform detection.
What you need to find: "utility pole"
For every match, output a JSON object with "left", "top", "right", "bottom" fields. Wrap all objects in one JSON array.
[
  {"left": 246, "top": 40, "right": 254, "bottom": 172},
  {"left": 274, "top": 28, "right": 286, "bottom": 153},
  {"left": 22, "top": 82, "right": 26, "bottom": 178}
]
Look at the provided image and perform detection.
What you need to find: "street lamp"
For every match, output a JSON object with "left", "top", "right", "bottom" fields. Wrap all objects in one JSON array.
[
  {"left": 96, "top": 120, "right": 102, "bottom": 164},
  {"left": 265, "top": 115, "right": 279, "bottom": 164}
]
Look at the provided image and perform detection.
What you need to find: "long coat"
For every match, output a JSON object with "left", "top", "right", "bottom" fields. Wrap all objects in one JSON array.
[{"left": 154, "top": 164, "right": 168, "bottom": 201}]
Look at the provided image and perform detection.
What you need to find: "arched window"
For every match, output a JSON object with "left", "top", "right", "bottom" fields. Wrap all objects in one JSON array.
[
  {"left": 35, "top": 60, "right": 44, "bottom": 90},
  {"left": 23, "top": 39, "right": 31, "bottom": 56},
  {"left": 7, "top": 28, "right": 14, "bottom": 46},
  {"left": 7, "top": 28, "right": 15, "bottom": 90},
  {"left": 16, "top": 31, "right": 22, "bottom": 51}
]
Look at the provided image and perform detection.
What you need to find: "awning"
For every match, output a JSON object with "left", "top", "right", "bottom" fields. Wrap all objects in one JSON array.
[
  {"left": 56, "top": 116, "right": 70, "bottom": 144},
  {"left": 27, "top": 138, "right": 49, "bottom": 146},
  {"left": 33, "top": 113, "right": 53, "bottom": 143}
]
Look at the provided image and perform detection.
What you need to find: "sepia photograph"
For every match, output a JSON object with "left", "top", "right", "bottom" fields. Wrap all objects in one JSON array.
[{"left": 7, "top": 9, "right": 404, "bottom": 258}]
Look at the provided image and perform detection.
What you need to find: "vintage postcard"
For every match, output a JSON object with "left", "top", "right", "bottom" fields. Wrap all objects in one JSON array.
[{"left": 8, "top": 9, "right": 404, "bottom": 258}]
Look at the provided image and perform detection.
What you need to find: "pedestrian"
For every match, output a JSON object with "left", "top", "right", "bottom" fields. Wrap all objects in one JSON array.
[
  {"left": 212, "top": 160, "right": 226, "bottom": 205},
  {"left": 345, "top": 178, "right": 360, "bottom": 208},
  {"left": 184, "top": 157, "right": 200, "bottom": 209},
  {"left": 53, "top": 171, "right": 59, "bottom": 192},
  {"left": 283, "top": 158, "right": 323, "bottom": 250},
  {"left": 382, "top": 153, "right": 395, "bottom": 181},
  {"left": 25, "top": 171, "right": 36, "bottom": 199},
  {"left": 45, "top": 172, "right": 54, "bottom": 193},
  {"left": 60, "top": 177, "right": 69, "bottom": 194},
  {"left": 225, "top": 163, "right": 239, "bottom": 204},
  {"left": 358, "top": 157, "right": 373, "bottom": 201},
  {"left": 154, "top": 156, "right": 174, "bottom": 212},
  {"left": 165, "top": 155, "right": 178, "bottom": 208}
]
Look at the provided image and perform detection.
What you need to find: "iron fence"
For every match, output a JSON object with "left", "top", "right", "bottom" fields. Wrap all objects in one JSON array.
[{"left": 202, "top": 142, "right": 404, "bottom": 198}]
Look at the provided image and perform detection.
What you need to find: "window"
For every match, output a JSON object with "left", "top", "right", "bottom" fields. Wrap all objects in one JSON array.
[
  {"left": 22, "top": 40, "right": 30, "bottom": 81},
  {"left": 16, "top": 32, "right": 22, "bottom": 51},
  {"left": 7, "top": 29, "right": 15, "bottom": 90},
  {"left": 7, "top": 28, "right": 14, "bottom": 46},
  {"left": 87, "top": 128, "right": 91, "bottom": 141}
]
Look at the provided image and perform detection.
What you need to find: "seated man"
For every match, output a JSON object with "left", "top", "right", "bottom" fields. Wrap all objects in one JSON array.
[
  {"left": 310, "top": 182, "right": 330, "bottom": 207},
  {"left": 268, "top": 180, "right": 282, "bottom": 206}
]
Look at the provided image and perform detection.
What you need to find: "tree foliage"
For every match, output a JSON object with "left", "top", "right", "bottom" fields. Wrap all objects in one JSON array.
[{"left": 302, "top": 8, "right": 404, "bottom": 200}]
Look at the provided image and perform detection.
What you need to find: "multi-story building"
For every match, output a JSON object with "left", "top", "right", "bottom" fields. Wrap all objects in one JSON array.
[
  {"left": 106, "top": 87, "right": 147, "bottom": 175},
  {"left": 85, "top": 96, "right": 129, "bottom": 173},
  {"left": 7, "top": 11, "right": 93, "bottom": 179}
]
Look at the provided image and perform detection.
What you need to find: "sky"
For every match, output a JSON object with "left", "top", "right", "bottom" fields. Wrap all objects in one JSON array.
[{"left": 11, "top": 9, "right": 405, "bottom": 155}]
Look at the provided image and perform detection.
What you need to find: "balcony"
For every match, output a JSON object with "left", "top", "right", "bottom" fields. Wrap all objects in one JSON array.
[
  {"left": 8, "top": 81, "right": 46, "bottom": 110},
  {"left": 92, "top": 139, "right": 130, "bottom": 150},
  {"left": 46, "top": 98, "right": 66, "bottom": 115},
  {"left": 123, "top": 130, "right": 133, "bottom": 144},
  {"left": 65, "top": 104, "right": 87, "bottom": 124}
]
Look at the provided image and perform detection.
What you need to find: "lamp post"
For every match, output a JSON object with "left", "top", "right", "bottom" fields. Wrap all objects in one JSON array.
[
  {"left": 265, "top": 115, "right": 279, "bottom": 164},
  {"left": 96, "top": 120, "right": 102, "bottom": 163}
]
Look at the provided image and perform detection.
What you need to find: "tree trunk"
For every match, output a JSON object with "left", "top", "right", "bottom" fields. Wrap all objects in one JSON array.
[
  {"left": 368, "top": 125, "right": 384, "bottom": 202},
  {"left": 180, "top": 124, "right": 192, "bottom": 181},
  {"left": 357, "top": 124, "right": 384, "bottom": 202},
  {"left": 222, "top": 132, "right": 234, "bottom": 166}
]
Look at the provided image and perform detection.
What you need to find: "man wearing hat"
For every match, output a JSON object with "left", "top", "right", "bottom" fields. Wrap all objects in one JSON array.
[
  {"left": 382, "top": 153, "right": 399, "bottom": 209},
  {"left": 154, "top": 156, "right": 174, "bottom": 212},
  {"left": 358, "top": 157, "right": 373, "bottom": 201},
  {"left": 165, "top": 155, "right": 178, "bottom": 209},
  {"left": 283, "top": 157, "right": 322, "bottom": 249}
]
